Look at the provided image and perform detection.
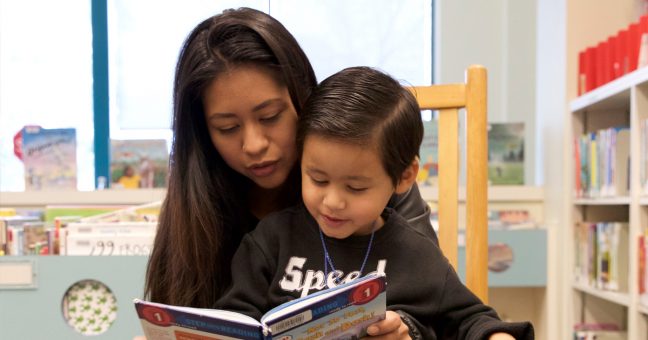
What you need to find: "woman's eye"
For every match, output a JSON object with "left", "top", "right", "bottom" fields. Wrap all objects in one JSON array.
[
  {"left": 260, "top": 112, "right": 281, "bottom": 123},
  {"left": 216, "top": 125, "right": 239, "bottom": 134}
]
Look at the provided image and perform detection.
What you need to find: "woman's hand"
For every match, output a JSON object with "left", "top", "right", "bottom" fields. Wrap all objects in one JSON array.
[
  {"left": 364, "top": 311, "right": 411, "bottom": 339},
  {"left": 488, "top": 333, "right": 515, "bottom": 340}
]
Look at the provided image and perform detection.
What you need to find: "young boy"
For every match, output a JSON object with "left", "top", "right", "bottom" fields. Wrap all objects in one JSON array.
[{"left": 217, "top": 67, "right": 533, "bottom": 339}]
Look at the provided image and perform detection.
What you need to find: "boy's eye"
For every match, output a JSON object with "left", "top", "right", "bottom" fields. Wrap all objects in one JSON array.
[
  {"left": 348, "top": 186, "right": 368, "bottom": 192},
  {"left": 310, "top": 177, "right": 328, "bottom": 186}
]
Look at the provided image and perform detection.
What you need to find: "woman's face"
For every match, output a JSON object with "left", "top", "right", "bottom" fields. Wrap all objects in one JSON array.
[{"left": 202, "top": 65, "right": 299, "bottom": 190}]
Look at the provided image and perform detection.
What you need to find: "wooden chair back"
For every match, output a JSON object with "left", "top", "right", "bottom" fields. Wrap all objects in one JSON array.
[{"left": 408, "top": 65, "right": 489, "bottom": 303}]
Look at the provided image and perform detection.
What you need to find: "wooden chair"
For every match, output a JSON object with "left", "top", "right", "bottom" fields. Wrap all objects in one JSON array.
[{"left": 408, "top": 65, "right": 489, "bottom": 303}]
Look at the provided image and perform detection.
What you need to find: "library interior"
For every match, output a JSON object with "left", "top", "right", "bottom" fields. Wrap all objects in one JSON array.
[{"left": 1, "top": 1, "right": 647, "bottom": 339}]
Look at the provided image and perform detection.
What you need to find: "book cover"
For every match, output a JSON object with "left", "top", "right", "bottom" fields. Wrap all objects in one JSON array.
[
  {"left": 134, "top": 274, "right": 386, "bottom": 340},
  {"left": 487, "top": 122, "right": 524, "bottom": 185},
  {"left": 21, "top": 221, "right": 51, "bottom": 255},
  {"left": 0, "top": 215, "right": 41, "bottom": 256},
  {"left": 21, "top": 126, "right": 77, "bottom": 191},
  {"left": 110, "top": 139, "right": 169, "bottom": 189},
  {"left": 417, "top": 119, "right": 438, "bottom": 187}
]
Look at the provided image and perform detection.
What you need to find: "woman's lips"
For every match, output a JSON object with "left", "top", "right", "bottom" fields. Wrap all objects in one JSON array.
[{"left": 249, "top": 161, "right": 278, "bottom": 177}]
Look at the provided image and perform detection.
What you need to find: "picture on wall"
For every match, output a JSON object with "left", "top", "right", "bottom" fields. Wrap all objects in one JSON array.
[
  {"left": 110, "top": 139, "right": 169, "bottom": 189},
  {"left": 19, "top": 126, "right": 77, "bottom": 191},
  {"left": 487, "top": 122, "right": 524, "bottom": 185},
  {"left": 417, "top": 118, "right": 439, "bottom": 187}
]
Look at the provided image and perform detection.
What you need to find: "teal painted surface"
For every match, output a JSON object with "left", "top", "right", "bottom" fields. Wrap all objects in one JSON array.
[
  {"left": 457, "top": 229, "right": 547, "bottom": 287},
  {"left": 0, "top": 230, "right": 546, "bottom": 338},
  {"left": 92, "top": 0, "right": 110, "bottom": 188},
  {"left": 0, "top": 256, "right": 148, "bottom": 339}
]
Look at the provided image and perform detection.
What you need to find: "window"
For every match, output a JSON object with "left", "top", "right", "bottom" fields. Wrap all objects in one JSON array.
[
  {"left": 0, "top": 0, "right": 94, "bottom": 191},
  {"left": 0, "top": 0, "right": 432, "bottom": 191},
  {"left": 108, "top": 0, "right": 432, "bottom": 145}
]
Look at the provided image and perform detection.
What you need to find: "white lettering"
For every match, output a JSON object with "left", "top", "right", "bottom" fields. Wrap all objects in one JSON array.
[
  {"left": 300, "top": 270, "right": 326, "bottom": 297},
  {"left": 279, "top": 257, "right": 306, "bottom": 291},
  {"left": 280, "top": 258, "right": 388, "bottom": 297}
]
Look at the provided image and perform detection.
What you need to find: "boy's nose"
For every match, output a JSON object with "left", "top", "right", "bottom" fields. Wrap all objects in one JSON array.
[{"left": 323, "top": 190, "right": 346, "bottom": 210}]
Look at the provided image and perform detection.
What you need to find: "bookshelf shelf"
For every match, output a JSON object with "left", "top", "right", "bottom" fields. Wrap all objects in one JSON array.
[
  {"left": 419, "top": 185, "right": 543, "bottom": 202},
  {"left": 572, "top": 282, "right": 631, "bottom": 307},
  {"left": 573, "top": 197, "right": 632, "bottom": 205},
  {"left": 0, "top": 189, "right": 166, "bottom": 208},
  {"left": 639, "top": 303, "right": 648, "bottom": 316},
  {"left": 568, "top": 56, "right": 648, "bottom": 339},
  {"left": 571, "top": 66, "right": 648, "bottom": 112}
]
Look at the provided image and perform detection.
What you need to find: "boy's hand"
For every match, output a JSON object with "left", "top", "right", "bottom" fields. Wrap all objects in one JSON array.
[
  {"left": 364, "top": 311, "right": 411, "bottom": 339},
  {"left": 489, "top": 333, "right": 516, "bottom": 340}
]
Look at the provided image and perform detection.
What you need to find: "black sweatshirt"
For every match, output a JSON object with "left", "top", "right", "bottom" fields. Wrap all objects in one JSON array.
[{"left": 217, "top": 205, "right": 533, "bottom": 339}]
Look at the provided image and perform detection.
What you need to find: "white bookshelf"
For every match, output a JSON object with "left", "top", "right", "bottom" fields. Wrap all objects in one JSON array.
[
  {"left": 0, "top": 189, "right": 166, "bottom": 208},
  {"left": 567, "top": 66, "right": 648, "bottom": 339},
  {"left": 639, "top": 303, "right": 648, "bottom": 316},
  {"left": 573, "top": 282, "right": 631, "bottom": 307},
  {"left": 573, "top": 197, "right": 632, "bottom": 206}
]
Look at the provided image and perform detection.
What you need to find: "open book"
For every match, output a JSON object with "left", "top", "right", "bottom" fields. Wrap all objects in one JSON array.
[{"left": 134, "top": 273, "right": 386, "bottom": 340}]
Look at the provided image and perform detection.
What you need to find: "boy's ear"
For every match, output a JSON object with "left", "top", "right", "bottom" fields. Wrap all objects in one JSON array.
[{"left": 395, "top": 158, "right": 419, "bottom": 195}]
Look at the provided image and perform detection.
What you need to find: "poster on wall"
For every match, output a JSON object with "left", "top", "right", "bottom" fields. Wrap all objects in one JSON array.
[
  {"left": 110, "top": 139, "right": 169, "bottom": 189},
  {"left": 487, "top": 122, "right": 524, "bottom": 185},
  {"left": 20, "top": 126, "right": 77, "bottom": 191}
]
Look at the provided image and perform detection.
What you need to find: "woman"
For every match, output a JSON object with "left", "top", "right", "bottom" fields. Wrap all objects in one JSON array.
[{"left": 144, "top": 7, "right": 436, "bottom": 339}]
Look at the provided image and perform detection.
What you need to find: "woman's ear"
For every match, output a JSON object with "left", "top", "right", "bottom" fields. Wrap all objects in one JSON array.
[{"left": 395, "top": 158, "right": 420, "bottom": 195}]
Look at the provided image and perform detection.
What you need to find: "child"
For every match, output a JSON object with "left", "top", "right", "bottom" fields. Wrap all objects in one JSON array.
[
  {"left": 117, "top": 165, "right": 141, "bottom": 189},
  {"left": 217, "top": 67, "right": 533, "bottom": 339}
]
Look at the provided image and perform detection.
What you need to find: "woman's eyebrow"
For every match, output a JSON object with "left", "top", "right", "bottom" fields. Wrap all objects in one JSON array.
[
  {"left": 207, "top": 98, "right": 284, "bottom": 120},
  {"left": 252, "top": 98, "right": 284, "bottom": 112}
]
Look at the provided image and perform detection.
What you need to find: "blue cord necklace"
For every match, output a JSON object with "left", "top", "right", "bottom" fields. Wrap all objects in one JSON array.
[{"left": 318, "top": 222, "right": 376, "bottom": 287}]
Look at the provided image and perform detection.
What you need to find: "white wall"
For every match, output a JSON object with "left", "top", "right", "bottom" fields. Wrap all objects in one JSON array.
[{"left": 436, "top": 0, "right": 537, "bottom": 185}]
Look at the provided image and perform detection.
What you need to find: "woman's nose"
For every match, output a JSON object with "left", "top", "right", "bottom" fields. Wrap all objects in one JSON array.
[{"left": 242, "top": 124, "right": 269, "bottom": 155}]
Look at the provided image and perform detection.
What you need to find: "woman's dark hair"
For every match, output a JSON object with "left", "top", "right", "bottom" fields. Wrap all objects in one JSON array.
[
  {"left": 145, "top": 7, "right": 317, "bottom": 308},
  {"left": 298, "top": 66, "right": 423, "bottom": 186}
]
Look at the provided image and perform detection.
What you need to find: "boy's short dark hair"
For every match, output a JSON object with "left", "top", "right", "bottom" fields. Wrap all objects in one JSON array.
[{"left": 298, "top": 66, "right": 423, "bottom": 186}]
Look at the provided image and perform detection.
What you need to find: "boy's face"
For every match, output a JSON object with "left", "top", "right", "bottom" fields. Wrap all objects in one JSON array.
[{"left": 301, "top": 135, "right": 395, "bottom": 239}]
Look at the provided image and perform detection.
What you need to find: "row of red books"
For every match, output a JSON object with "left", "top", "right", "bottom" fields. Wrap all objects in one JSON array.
[{"left": 578, "top": 14, "right": 648, "bottom": 95}]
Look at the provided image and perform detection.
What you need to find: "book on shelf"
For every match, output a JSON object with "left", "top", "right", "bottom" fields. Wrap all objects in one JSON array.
[
  {"left": 574, "top": 127, "right": 630, "bottom": 198},
  {"left": 574, "top": 222, "right": 628, "bottom": 292},
  {"left": 488, "top": 210, "right": 536, "bottom": 230},
  {"left": 640, "top": 233, "right": 648, "bottom": 306},
  {"left": 487, "top": 122, "right": 524, "bottom": 185},
  {"left": 576, "top": 15, "right": 645, "bottom": 94},
  {"left": 64, "top": 221, "right": 156, "bottom": 256},
  {"left": 44, "top": 205, "right": 128, "bottom": 222},
  {"left": 574, "top": 330, "right": 627, "bottom": 340},
  {"left": 417, "top": 119, "right": 438, "bottom": 187},
  {"left": 79, "top": 201, "right": 161, "bottom": 223},
  {"left": 573, "top": 322, "right": 626, "bottom": 340},
  {"left": 19, "top": 126, "right": 77, "bottom": 191},
  {"left": 641, "top": 118, "right": 648, "bottom": 195},
  {"left": 134, "top": 273, "right": 386, "bottom": 340},
  {"left": 0, "top": 215, "right": 41, "bottom": 256},
  {"left": 110, "top": 139, "right": 169, "bottom": 189}
]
